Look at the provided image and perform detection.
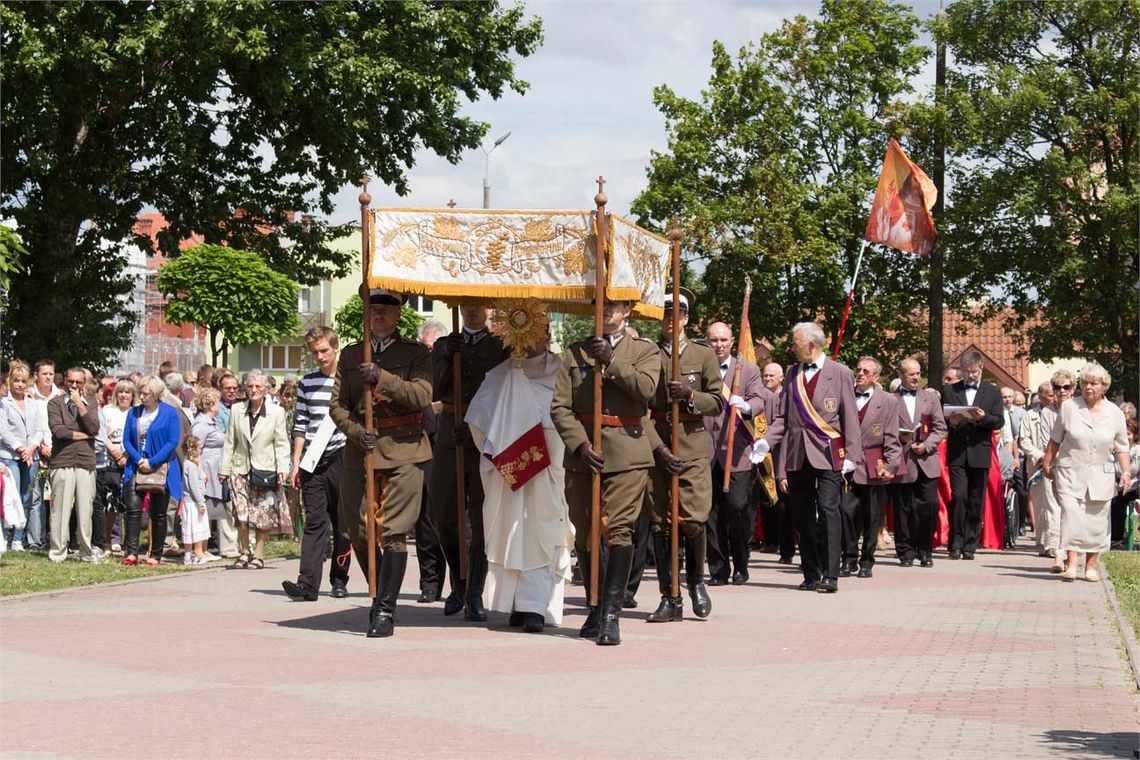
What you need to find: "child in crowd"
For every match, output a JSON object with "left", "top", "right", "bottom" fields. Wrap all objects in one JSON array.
[{"left": 181, "top": 437, "right": 217, "bottom": 564}]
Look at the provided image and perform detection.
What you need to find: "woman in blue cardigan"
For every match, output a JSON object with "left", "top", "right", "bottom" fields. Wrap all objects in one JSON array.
[{"left": 122, "top": 375, "right": 184, "bottom": 566}]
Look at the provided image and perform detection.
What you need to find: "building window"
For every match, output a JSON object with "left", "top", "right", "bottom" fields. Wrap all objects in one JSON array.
[
  {"left": 298, "top": 287, "right": 313, "bottom": 313},
  {"left": 261, "top": 344, "right": 304, "bottom": 371},
  {"left": 405, "top": 294, "right": 434, "bottom": 315}
]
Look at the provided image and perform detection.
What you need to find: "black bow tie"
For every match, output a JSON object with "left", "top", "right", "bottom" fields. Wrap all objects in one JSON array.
[
  {"left": 804, "top": 363, "right": 818, "bottom": 371},
  {"left": 964, "top": 383, "right": 977, "bottom": 390},
  {"left": 899, "top": 388, "right": 917, "bottom": 396},
  {"left": 855, "top": 390, "right": 871, "bottom": 398},
  {"left": 720, "top": 362, "right": 729, "bottom": 371}
]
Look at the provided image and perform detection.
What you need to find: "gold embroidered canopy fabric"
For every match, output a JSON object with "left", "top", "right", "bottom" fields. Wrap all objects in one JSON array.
[{"left": 367, "top": 208, "right": 670, "bottom": 319}]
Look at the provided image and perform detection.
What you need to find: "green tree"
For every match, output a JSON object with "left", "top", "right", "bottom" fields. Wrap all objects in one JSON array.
[
  {"left": 632, "top": 0, "right": 930, "bottom": 369},
  {"left": 333, "top": 295, "right": 427, "bottom": 344},
  {"left": 1, "top": 1, "right": 542, "bottom": 370},
  {"left": 156, "top": 244, "right": 299, "bottom": 365},
  {"left": 939, "top": 0, "right": 1139, "bottom": 399}
]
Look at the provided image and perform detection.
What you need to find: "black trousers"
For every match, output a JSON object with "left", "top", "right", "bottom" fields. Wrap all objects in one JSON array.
[
  {"left": 430, "top": 441, "right": 486, "bottom": 592},
  {"left": 785, "top": 465, "right": 843, "bottom": 582},
  {"left": 948, "top": 464, "right": 989, "bottom": 553},
  {"left": 92, "top": 467, "right": 124, "bottom": 550},
  {"left": 298, "top": 454, "right": 351, "bottom": 591},
  {"left": 891, "top": 473, "right": 938, "bottom": 561},
  {"left": 122, "top": 481, "right": 168, "bottom": 559},
  {"left": 764, "top": 486, "right": 797, "bottom": 561},
  {"left": 707, "top": 463, "right": 753, "bottom": 580},
  {"left": 415, "top": 456, "right": 447, "bottom": 594},
  {"left": 840, "top": 483, "right": 884, "bottom": 568}
]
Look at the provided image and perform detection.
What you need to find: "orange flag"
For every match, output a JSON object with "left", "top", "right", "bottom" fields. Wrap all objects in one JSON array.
[{"left": 864, "top": 138, "right": 938, "bottom": 256}]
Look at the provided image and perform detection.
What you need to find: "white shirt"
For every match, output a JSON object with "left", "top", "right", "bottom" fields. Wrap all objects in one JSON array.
[
  {"left": 854, "top": 385, "right": 874, "bottom": 412},
  {"left": 899, "top": 388, "right": 917, "bottom": 422},
  {"left": 718, "top": 360, "right": 730, "bottom": 380},
  {"left": 964, "top": 383, "right": 978, "bottom": 406},
  {"left": 803, "top": 353, "right": 825, "bottom": 383}
]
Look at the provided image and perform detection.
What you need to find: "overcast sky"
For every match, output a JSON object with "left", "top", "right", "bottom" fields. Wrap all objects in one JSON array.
[{"left": 329, "top": 0, "right": 944, "bottom": 224}]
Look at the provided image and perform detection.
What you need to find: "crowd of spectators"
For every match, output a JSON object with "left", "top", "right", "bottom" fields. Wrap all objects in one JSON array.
[{"left": 0, "top": 359, "right": 299, "bottom": 565}]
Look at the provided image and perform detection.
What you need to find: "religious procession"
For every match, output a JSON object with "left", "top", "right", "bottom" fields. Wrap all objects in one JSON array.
[{"left": 251, "top": 145, "right": 1133, "bottom": 647}]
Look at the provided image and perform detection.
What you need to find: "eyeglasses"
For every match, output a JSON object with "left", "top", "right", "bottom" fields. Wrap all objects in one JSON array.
[
  {"left": 1052, "top": 383, "right": 1073, "bottom": 391},
  {"left": 855, "top": 368, "right": 876, "bottom": 375}
]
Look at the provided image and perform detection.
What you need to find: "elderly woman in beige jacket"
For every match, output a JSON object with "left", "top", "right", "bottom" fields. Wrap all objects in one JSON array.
[
  {"left": 1042, "top": 364, "right": 1132, "bottom": 582},
  {"left": 219, "top": 370, "right": 290, "bottom": 569}
]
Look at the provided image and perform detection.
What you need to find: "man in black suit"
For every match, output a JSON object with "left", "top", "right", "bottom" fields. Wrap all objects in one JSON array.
[{"left": 940, "top": 350, "right": 1005, "bottom": 559}]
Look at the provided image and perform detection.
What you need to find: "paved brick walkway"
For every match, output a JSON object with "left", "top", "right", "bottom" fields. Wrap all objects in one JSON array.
[{"left": 2, "top": 541, "right": 1138, "bottom": 759}]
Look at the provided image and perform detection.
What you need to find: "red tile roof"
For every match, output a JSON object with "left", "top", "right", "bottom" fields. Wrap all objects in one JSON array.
[{"left": 943, "top": 309, "right": 1029, "bottom": 390}]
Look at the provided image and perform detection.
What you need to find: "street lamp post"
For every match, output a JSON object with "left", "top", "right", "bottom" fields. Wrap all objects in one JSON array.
[{"left": 481, "top": 130, "right": 511, "bottom": 209}]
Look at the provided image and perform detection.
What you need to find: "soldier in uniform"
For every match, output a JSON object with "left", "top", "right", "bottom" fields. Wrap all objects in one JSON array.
[
  {"left": 329, "top": 289, "right": 433, "bottom": 638},
  {"left": 643, "top": 288, "right": 723, "bottom": 622},
  {"left": 839, "top": 357, "right": 902, "bottom": 579},
  {"left": 429, "top": 303, "right": 509, "bottom": 621},
  {"left": 551, "top": 299, "right": 660, "bottom": 646}
]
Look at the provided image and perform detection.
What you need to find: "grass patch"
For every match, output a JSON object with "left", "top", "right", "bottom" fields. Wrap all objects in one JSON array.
[
  {"left": 1104, "top": 551, "right": 1140, "bottom": 640},
  {"left": 0, "top": 538, "right": 300, "bottom": 597}
]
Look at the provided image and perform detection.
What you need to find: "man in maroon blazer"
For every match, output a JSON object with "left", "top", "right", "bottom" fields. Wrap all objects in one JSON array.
[
  {"left": 752, "top": 322, "right": 862, "bottom": 593},
  {"left": 889, "top": 358, "right": 948, "bottom": 567},
  {"left": 839, "top": 357, "right": 902, "bottom": 579},
  {"left": 704, "top": 322, "right": 775, "bottom": 585}
]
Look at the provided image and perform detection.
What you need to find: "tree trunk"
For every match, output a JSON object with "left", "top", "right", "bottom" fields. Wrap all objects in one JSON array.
[{"left": 210, "top": 328, "right": 220, "bottom": 365}]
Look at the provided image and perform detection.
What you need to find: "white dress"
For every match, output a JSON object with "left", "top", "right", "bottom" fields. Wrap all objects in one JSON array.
[
  {"left": 1051, "top": 398, "right": 1129, "bottom": 553},
  {"left": 466, "top": 352, "right": 574, "bottom": 624},
  {"left": 180, "top": 459, "right": 212, "bottom": 544}
]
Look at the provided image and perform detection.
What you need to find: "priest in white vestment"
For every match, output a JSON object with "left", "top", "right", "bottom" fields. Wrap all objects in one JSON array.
[{"left": 465, "top": 346, "right": 574, "bottom": 632}]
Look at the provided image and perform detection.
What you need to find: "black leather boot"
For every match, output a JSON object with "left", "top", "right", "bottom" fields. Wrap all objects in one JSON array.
[
  {"left": 597, "top": 544, "right": 634, "bottom": 646},
  {"left": 464, "top": 550, "right": 489, "bottom": 622},
  {"left": 367, "top": 550, "right": 407, "bottom": 638},
  {"left": 685, "top": 530, "right": 712, "bottom": 619},
  {"left": 646, "top": 532, "right": 683, "bottom": 623},
  {"left": 577, "top": 551, "right": 601, "bottom": 638}
]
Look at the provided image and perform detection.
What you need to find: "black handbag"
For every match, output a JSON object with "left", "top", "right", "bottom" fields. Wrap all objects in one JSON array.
[{"left": 243, "top": 406, "right": 280, "bottom": 491}]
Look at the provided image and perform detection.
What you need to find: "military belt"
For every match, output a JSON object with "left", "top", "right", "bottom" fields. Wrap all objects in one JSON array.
[
  {"left": 650, "top": 409, "right": 702, "bottom": 423},
  {"left": 576, "top": 414, "right": 642, "bottom": 427},
  {"left": 373, "top": 412, "right": 423, "bottom": 429}
]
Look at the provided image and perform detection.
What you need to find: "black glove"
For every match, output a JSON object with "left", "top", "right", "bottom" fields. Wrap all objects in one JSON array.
[
  {"left": 359, "top": 362, "right": 380, "bottom": 388},
  {"left": 653, "top": 444, "right": 683, "bottom": 474},
  {"left": 357, "top": 428, "right": 379, "bottom": 450},
  {"left": 439, "top": 334, "right": 463, "bottom": 360},
  {"left": 576, "top": 441, "right": 604, "bottom": 473},
  {"left": 583, "top": 337, "right": 614, "bottom": 367},
  {"left": 666, "top": 380, "right": 693, "bottom": 401}
]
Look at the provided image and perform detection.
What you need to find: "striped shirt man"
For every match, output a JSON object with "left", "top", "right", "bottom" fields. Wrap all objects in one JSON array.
[{"left": 292, "top": 370, "right": 346, "bottom": 460}]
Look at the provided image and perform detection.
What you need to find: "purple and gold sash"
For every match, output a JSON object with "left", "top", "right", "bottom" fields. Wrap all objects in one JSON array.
[{"left": 791, "top": 363, "right": 846, "bottom": 470}]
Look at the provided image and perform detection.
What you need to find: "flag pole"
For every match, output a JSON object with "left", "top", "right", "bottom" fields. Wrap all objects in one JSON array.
[
  {"left": 722, "top": 278, "right": 752, "bottom": 493},
  {"left": 832, "top": 239, "right": 867, "bottom": 360},
  {"left": 667, "top": 214, "right": 682, "bottom": 599},
  {"left": 589, "top": 177, "right": 608, "bottom": 607}
]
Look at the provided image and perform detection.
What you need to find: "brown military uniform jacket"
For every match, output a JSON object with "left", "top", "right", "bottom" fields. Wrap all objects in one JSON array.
[
  {"left": 431, "top": 331, "right": 508, "bottom": 448},
  {"left": 645, "top": 339, "right": 724, "bottom": 462},
  {"left": 551, "top": 333, "right": 660, "bottom": 474},
  {"left": 329, "top": 337, "right": 433, "bottom": 470}
]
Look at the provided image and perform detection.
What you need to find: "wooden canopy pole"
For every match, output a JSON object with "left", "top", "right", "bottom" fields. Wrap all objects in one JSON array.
[
  {"left": 722, "top": 279, "right": 752, "bottom": 493},
  {"left": 590, "top": 177, "right": 608, "bottom": 607},
  {"left": 667, "top": 215, "right": 682, "bottom": 598},
  {"left": 446, "top": 198, "right": 469, "bottom": 582},
  {"left": 359, "top": 177, "right": 379, "bottom": 599}
]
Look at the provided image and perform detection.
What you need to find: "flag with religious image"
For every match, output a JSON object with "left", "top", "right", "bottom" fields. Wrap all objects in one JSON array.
[{"left": 863, "top": 138, "right": 938, "bottom": 256}]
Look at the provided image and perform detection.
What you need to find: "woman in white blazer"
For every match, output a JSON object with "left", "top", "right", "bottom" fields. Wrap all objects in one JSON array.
[
  {"left": 219, "top": 370, "right": 290, "bottom": 569},
  {"left": 1042, "top": 363, "right": 1131, "bottom": 582}
]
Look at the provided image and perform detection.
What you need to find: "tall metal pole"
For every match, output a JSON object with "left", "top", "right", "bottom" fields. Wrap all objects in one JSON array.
[
  {"left": 481, "top": 131, "right": 511, "bottom": 212},
  {"left": 589, "top": 176, "right": 608, "bottom": 607},
  {"left": 929, "top": 0, "right": 947, "bottom": 386},
  {"left": 667, "top": 215, "right": 682, "bottom": 598},
  {"left": 359, "top": 177, "right": 379, "bottom": 599}
]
